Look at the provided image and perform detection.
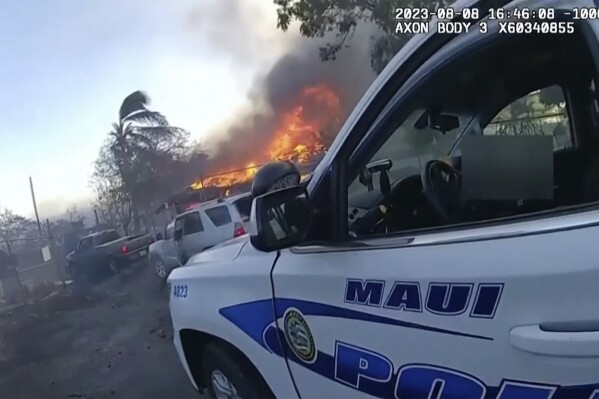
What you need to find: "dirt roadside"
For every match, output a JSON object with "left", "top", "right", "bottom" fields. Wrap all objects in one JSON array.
[{"left": 0, "top": 262, "right": 200, "bottom": 399}]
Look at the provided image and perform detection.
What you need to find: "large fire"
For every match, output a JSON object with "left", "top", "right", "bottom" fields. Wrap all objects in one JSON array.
[{"left": 191, "top": 84, "right": 341, "bottom": 191}]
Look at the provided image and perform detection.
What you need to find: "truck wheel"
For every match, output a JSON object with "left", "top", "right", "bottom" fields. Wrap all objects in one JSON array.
[
  {"left": 200, "top": 343, "right": 274, "bottom": 399},
  {"left": 108, "top": 258, "right": 119, "bottom": 274},
  {"left": 153, "top": 257, "right": 168, "bottom": 280}
]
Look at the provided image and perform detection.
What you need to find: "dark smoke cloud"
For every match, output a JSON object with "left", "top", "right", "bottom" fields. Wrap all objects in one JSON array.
[
  {"left": 190, "top": 1, "right": 379, "bottom": 174},
  {"left": 265, "top": 31, "right": 377, "bottom": 117},
  {"left": 206, "top": 35, "right": 377, "bottom": 173}
]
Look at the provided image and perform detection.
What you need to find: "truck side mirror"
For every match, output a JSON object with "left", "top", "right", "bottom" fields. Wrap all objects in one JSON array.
[
  {"left": 249, "top": 185, "right": 312, "bottom": 252},
  {"left": 155, "top": 232, "right": 163, "bottom": 241}
]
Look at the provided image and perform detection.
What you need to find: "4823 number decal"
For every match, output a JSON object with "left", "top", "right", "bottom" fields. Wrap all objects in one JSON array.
[{"left": 173, "top": 284, "right": 188, "bottom": 298}]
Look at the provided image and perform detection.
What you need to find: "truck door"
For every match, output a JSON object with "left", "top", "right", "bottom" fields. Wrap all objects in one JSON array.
[
  {"left": 181, "top": 211, "right": 205, "bottom": 259},
  {"left": 72, "top": 237, "right": 94, "bottom": 267},
  {"left": 84, "top": 235, "right": 111, "bottom": 270},
  {"left": 162, "top": 220, "right": 178, "bottom": 267},
  {"left": 174, "top": 216, "right": 186, "bottom": 264},
  {"left": 270, "top": 14, "right": 599, "bottom": 399}
]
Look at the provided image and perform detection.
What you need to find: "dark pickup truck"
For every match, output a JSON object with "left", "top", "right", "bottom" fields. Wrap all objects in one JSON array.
[{"left": 65, "top": 229, "right": 153, "bottom": 281}]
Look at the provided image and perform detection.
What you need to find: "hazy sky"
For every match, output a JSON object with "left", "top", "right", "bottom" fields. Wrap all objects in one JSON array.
[{"left": 0, "top": 0, "right": 293, "bottom": 218}]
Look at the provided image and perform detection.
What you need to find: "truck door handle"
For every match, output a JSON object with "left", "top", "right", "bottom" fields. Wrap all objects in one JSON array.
[{"left": 510, "top": 324, "right": 599, "bottom": 357}]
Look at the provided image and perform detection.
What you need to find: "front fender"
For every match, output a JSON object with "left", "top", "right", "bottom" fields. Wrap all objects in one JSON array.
[{"left": 168, "top": 245, "right": 297, "bottom": 398}]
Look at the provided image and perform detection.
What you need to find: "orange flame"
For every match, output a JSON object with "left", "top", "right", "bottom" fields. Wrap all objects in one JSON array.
[{"left": 192, "top": 84, "right": 340, "bottom": 191}]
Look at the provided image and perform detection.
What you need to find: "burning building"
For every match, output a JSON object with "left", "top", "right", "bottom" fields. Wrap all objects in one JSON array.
[
  {"left": 193, "top": 84, "right": 339, "bottom": 188},
  {"left": 159, "top": 84, "right": 340, "bottom": 215},
  {"left": 157, "top": 17, "right": 377, "bottom": 216}
]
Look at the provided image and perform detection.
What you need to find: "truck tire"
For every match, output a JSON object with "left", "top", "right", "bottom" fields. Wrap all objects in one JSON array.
[
  {"left": 152, "top": 257, "right": 168, "bottom": 280},
  {"left": 200, "top": 343, "right": 274, "bottom": 399}
]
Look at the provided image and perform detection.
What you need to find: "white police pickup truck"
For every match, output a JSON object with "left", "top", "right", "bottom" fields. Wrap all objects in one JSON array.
[{"left": 168, "top": 0, "right": 599, "bottom": 397}]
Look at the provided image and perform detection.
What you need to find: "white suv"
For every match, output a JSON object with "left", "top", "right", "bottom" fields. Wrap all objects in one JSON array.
[{"left": 173, "top": 193, "right": 251, "bottom": 265}]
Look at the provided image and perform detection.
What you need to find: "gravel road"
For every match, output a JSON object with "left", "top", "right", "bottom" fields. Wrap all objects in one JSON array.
[{"left": 0, "top": 262, "right": 201, "bottom": 399}]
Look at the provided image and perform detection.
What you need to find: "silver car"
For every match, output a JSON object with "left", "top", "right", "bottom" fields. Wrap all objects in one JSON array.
[{"left": 149, "top": 192, "right": 252, "bottom": 280}]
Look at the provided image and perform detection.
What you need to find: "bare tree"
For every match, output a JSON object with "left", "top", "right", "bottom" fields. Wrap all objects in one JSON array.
[
  {"left": 0, "top": 209, "right": 35, "bottom": 255},
  {"left": 47, "top": 218, "right": 73, "bottom": 248},
  {"left": 91, "top": 143, "right": 133, "bottom": 235},
  {"left": 92, "top": 184, "right": 133, "bottom": 235},
  {"left": 66, "top": 205, "right": 84, "bottom": 224}
]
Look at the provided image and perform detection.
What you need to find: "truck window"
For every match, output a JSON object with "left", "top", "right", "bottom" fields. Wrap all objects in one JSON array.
[
  {"left": 345, "top": 29, "right": 593, "bottom": 239},
  {"left": 183, "top": 212, "right": 204, "bottom": 235},
  {"left": 79, "top": 237, "right": 93, "bottom": 251},
  {"left": 204, "top": 206, "right": 232, "bottom": 226},
  {"left": 233, "top": 197, "right": 252, "bottom": 221},
  {"left": 483, "top": 85, "right": 573, "bottom": 151},
  {"left": 95, "top": 231, "right": 120, "bottom": 245},
  {"left": 174, "top": 217, "right": 184, "bottom": 239}
]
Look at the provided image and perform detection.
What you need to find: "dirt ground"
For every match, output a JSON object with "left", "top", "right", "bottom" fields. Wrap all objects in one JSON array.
[{"left": 0, "top": 262, "right": 201, "bottom": 399}]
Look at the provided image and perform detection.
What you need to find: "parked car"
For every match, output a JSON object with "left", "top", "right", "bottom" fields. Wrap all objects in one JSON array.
[
  {"left": 148, "top": 193, "right": 252, "bottom": 281},
  {"left": 173, "top": 192, "right": 251, "bottom": 266},
  {"left": 66, "top": 229, "right": 153, "bottom": 281}
]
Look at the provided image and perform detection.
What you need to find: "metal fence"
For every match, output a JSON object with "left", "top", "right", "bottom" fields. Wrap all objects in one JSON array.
[{"left": 0, "top": 236, "right": 66, "bottom": 307}]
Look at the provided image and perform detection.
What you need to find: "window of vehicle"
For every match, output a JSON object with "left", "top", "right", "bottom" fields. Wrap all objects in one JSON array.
[
  {"left": 344, "top": 29, "right": 598, "bottom": 239},
  {"left": 174, "top": 217, "right": 184, "bottom": 240},
  {"left": 165, "top": 221, "right": 175, "bottom": 240},
  {"left": 78, "top": 237, "right": 93, "bottom": 251},
  {"left": 348, "top": 109, "right": 467, "bottom": 208},
  {"left": 183, "top": 212, "right": 203, "bottom": 235},
  {"left": 233, "top": 196, "right": 252, "bottom": 221},
  {"left": 483, "top": 85, "right": 572, "bottom": 151},
  {"left": 95, "top": 230, "right": 120, "bottom": 245},
  {"left": 204, "top": 206, "right": 232, "bottom": 226}
]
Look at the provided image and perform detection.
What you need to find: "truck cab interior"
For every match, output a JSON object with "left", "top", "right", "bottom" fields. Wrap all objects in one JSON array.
[{"left": 345, "top": 25, "right": 599, "bottom": 238}]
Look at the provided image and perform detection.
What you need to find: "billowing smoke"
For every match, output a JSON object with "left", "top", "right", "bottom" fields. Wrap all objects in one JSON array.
[{"left": 189, "top": 0, "right": 379, "bottom": 175}]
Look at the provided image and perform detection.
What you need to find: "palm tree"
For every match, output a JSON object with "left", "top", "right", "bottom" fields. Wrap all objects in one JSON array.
[{"left": 109, "top": 90, "right": 170, "bottom": 233}]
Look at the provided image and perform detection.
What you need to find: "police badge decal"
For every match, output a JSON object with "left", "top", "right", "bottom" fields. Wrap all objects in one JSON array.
[{"left": 283, "top": 308, "right": 316, "bottom": 363}]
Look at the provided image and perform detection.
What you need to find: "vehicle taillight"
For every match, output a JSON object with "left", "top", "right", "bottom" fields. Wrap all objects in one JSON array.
[
  {"left": 121, "top": 245, "right": 128, "bottom": 254},
  {"left": 234, "top": 222, "right": 245, "bottom": 237}
]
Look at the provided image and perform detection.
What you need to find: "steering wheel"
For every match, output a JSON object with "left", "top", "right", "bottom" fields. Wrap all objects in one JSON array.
[
  {"left": 349, "top": 204, "right": 390, "bottom": 236},
  {"left": 421, "top": 160, "right": 462, "bottom": 224}
]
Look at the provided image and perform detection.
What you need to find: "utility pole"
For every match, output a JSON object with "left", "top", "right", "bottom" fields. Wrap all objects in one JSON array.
[
  {"left": 29, "top": 176, "right": 43, "bottom": 238},
  {"left": 46, "top": 218, "right": 66, "bottom": 289}
]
